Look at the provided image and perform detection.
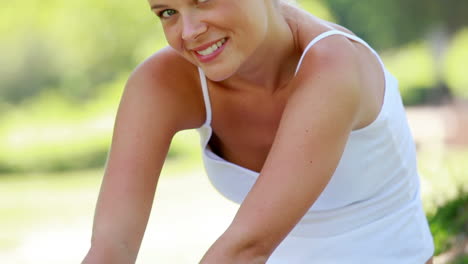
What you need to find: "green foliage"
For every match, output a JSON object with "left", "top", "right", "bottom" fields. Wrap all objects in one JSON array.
[
  {"left": 445, "top": 29, "right": 468, "bottom": 100},
  {"left": 382, "top": 42, "right": 436, "bottom": 105},
  {"left": 0, "top": 0, "right": 165, "bottom": 104},
  {"left": 320, "top": 0, "right": 431, "bottom": 50},
  {"left": 428, "top": 191, "right": 468, "bottom": 255},
  {"left": 0, "top": 75, "right": 125, "bottom": 173},
  {"left": 419, "top": 149, "right": 468, "bottom": 256},
  {"left": 0, "top": 75, "right": 201, "bottom": 174},
  {"left": 297, "top": 0, "right": 334, "bottom": 20},
  {"left": 321, "top": 0, "right": 468, "bottom": 50},
  {"left": 452, "top": 255, "right": 468, "bottom": 264}
]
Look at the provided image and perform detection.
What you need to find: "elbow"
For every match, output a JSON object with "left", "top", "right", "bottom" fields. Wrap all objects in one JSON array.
[
  {"left": 237, "top": 242, "right": 271, "bottom": 264},
  {"left": 202, "top": 228, "right": 274, "bottom": 264},
  {"left": 230, "top": 238, "right": 271, "bottom": 264}
]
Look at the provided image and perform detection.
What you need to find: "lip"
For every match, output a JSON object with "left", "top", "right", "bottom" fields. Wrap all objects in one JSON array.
[
  {"left": 192, "top": 38, "right": 228, "bottom": 63},
  {"left": 192, "top": 37, "right": 226, "bottom": 51}
]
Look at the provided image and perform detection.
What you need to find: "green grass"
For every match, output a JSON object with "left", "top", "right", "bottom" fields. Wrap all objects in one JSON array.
[
  {"left": 0, "top": 87, "right": 119, "bottom": 173},
  {"left": 0, "top": 127, "right": 202, "bottom": 252},
  {"left": 418, "top": 148, "right": 468, "bottom": 257},
  {"left": 428, "top": 191, "right": 468, "bottom": 255},
  {"left": 0, "top": 142, "right": 203, "bottom": 256},
  {"left": 419, "top": 149, "right": 468, "bottom": 214},
  {"left": 0, "top": 169, "right": 102, "bottom": 252},
  {"left": 452, "top": 255, "right": 468, "bottom": 264},
  {"left": 0, "top": 85, "right": 201, "bottom": 174}
]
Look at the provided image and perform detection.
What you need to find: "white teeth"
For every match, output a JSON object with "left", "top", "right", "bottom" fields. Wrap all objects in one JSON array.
[{"left": 196, "top": 38, "right": 226, "bottom": 56}]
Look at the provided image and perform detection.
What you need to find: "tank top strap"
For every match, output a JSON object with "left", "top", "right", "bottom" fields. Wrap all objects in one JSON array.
[
  {"left": 199, "top": 30, "right": 385, "bottom": 126},
  {"left": 198, "top": 67, "right": 212, "bottom": 127},
  {"left": 294, "top": 29, "right": 386, "bottom": 75}
]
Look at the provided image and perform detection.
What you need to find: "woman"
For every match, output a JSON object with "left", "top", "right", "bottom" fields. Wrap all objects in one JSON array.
[{"left": 82, "top": 0, "right": 434, "bottom": 263}]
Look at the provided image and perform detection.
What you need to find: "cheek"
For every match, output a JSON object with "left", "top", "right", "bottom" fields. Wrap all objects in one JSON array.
[
  {"left": 233, "top": 3, "right": 269, "bottom": 40},
  {"left": 163, "top": 27, "right": 180, "bottom": 50},
  {"left": 163, "top": 25, "right": 199, "bottom": 65},
  {"left": 234, "top": 16, "right": 268, "bottom": 54}
]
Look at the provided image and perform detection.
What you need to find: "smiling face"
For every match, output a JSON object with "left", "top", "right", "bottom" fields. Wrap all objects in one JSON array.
[{"left": 148, "top": 0, "right": 274, "bottom": 81}]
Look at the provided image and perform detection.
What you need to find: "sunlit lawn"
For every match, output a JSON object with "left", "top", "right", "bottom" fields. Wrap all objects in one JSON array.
[
  {"left": 0, "top": 160, "right": 240, "bottom": 264},
  {"left": 0, "top": 131, "right": 240, "bottom": 264},
  {"left": 419, "top": 148, "right": 468, "bottom": 214},
  {"left": 1, "top": 131, "right": 467, "bottom": 263},
  {"left": 0, "top": 169, "right": 103, "bottom": 262}
]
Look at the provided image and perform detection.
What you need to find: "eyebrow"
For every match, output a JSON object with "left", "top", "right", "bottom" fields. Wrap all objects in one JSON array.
[{"left": 150, "top": 4, "right": 169, "bottom": 10}]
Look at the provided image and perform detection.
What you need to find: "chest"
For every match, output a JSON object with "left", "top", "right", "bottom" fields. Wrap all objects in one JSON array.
[{"left": 207, "top": 85, "right": 290, "bottom": 172}]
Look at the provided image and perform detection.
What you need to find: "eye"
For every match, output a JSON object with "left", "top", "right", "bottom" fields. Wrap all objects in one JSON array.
[{"left": 159, "top": 9, "right": 177, "bottom": 18}]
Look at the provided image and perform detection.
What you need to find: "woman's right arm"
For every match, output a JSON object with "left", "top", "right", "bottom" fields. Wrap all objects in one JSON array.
[{"left": 82, "top": 49, "right": 204, "bottom": 263}]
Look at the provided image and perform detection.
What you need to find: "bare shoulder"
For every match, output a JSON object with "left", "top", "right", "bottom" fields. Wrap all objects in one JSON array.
[
  {"left": 125, "top": 46, "right": 206, "bottom": 131},
  {"left": 282, "top": 3, "right": 360, "bottom": 83},
  {"left": 103, "top": 47, "right": 206, "bottom": 181},
  {"left": 298, "top": 37, "right": 362, "bottom": 123},
  {"left": 283, "top": 4, "right": 385, "bottom": 131},
  {"left": 292, "top": 30, "right": 362, "bottom": 102}
]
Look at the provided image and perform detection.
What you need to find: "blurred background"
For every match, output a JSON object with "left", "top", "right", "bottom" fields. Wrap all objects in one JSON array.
[{"left": 1, "top": 0, "right": 467, "bottom": 263}]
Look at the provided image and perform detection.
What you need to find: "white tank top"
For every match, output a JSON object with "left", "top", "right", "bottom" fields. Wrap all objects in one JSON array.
[{"left": 196, "top": 30, "right": 434, "bottom": 263}]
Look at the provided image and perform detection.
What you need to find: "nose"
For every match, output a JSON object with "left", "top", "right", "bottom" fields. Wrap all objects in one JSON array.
[{"left": 181, "top": 14, "right": 207, "bottom": 41}]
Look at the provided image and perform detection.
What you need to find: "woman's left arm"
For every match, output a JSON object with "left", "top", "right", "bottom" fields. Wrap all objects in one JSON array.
[{"left": 201, "top": 37, "right": 363, "bottom": 263}]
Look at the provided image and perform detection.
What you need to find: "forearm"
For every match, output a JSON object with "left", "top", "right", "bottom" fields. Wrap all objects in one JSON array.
[
  {"left": 200, "top": 227, "right": 271, "bottom": 264},
  {"left": 82, "top": 242, "right": 136, "bottom": 264},
  {"left": 82, "top": 216, "right": 147, "bottom": 264},
  {"left": 84, "top": 218, "right": 144, "bottom": 264},
  {"left": 83, "top": 167, "right": 160, "bottom": 264}
]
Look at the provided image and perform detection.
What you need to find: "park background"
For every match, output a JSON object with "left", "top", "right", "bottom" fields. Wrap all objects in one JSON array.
[{"left": 1, "top": 0, "right": 467, "bottom": 263}]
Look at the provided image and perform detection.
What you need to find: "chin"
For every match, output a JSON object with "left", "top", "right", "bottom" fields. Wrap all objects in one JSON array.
[
  {"left": 201, "top": 64, "right": 238, "bottom": 82},
  {"left": 204, "top": 72, "right": 232, "bottom": 82}
]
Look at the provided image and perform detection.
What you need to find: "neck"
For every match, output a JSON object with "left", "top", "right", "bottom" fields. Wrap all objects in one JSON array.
[{"left": 221, "top": 4, "right": 300, "bottom": 93}]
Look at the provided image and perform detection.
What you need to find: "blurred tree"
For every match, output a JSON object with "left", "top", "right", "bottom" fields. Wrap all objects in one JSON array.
[
  {"left": 0, "top": 0, "right": 164, "bottom": 104},
  {"left": 321, "top": 0, "right": 468, "bottom": 103}
]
